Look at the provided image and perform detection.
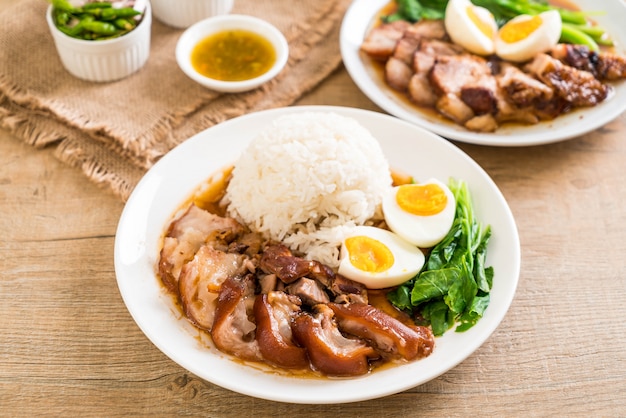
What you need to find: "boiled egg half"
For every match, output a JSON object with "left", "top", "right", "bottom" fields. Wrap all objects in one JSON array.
[
  {"left": 495, "top": 10, "right": 562, "bottom": 62},
  {"left": 382, "top": 178, "right": 456, "bottom": 248},
  {"left": 444, "top": 0, "right": 498, "bottom": 56},
  {"left": 338, "top": 226, "right": 425, "bottom": 289}
]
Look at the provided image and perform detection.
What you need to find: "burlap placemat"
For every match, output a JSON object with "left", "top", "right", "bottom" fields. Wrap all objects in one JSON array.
[{"left": 0, "top": 0, "right": 352, "bottom": 200}]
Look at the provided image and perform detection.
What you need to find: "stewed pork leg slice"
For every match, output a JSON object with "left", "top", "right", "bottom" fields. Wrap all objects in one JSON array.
[
  {"left": 158, "top": 204, "right": 245, "bottom": 292},
  {"left": 253, "top": 292, "right": 308, "bottom": 369},
  {"left": 211, "top": 274, "right": 262, "bottom": 362},
  {"left": 178, "top": 245, "right": 248, "bottom": 331},
  {"left": 292, "top": 305, "right": 378, "bottom": 377},
  {"left": 328, "top": 303, "right": 435, "bottom": 361}
]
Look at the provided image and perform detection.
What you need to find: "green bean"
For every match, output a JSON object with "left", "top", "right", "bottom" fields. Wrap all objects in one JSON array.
[
  {"left": 560, "top": 23, "right": 599, "bottom": 52},
  {"left": 82, "top": 2, "right": 113, "bottom": 9},
  {"left": 80, "top": 20, "right": 118, "bottom": 36},
  {"left": 51, "top": 0, "right": 78, "bottom": 13},
  {"left": 49, "top": 0, "right": 144, "bottom": 41},
  {"left": 113, "top": 18, "right": 136, "bottom": 31},
  {"left": 101, "top": 7, "right": 141, "bottom": 21}
]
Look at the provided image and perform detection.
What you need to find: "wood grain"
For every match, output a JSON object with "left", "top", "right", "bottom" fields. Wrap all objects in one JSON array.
[{"left": 1, "top": 3, "right": 625, "bottom": 415}]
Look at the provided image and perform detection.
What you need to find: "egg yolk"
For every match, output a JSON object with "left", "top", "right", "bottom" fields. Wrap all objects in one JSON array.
[
  {"left": 467, "top": 6, "right": 495, "bottom": 38},
  {"left": 345, "top": 236, "right": 394, "bottom": 273},
  {"left": 499, "top": 15, "right": 542, "bottom": 43},
  {"left": 396, "top": 183, "right": 448, "bottom": 216}
]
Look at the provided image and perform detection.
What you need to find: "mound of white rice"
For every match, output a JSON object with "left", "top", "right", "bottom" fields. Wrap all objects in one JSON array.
[{"left": 224, "top": 112, "right": 392, "bottom": 267}]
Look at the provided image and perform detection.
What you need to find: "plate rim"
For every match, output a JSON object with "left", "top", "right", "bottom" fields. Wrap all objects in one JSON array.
[
  {"left": 340, "top": 0, "right": 626, "bottom": 146},
  {"left": 114, "top": 105, "right": 521, "bottom": 404}
]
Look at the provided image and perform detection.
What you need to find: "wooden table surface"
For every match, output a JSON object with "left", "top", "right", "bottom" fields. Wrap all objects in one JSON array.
[{"left": 2, "top": 3, "right": 626, "bottom": 417}]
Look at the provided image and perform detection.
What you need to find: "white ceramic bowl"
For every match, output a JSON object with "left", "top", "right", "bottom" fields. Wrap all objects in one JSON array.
[
  {"left": 46, "top": 3, "right": 151, "bottom": 83},
  {"left": 175, "top": 14, "right": 289, "bottom": 93},
  {"left": 151, "top": 0, "right": 234, "bottom": 29}
]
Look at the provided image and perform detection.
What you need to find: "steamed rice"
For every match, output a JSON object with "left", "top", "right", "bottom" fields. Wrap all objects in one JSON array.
[{"left": 223, "top": 112, "right": 392, "bottom": 267}]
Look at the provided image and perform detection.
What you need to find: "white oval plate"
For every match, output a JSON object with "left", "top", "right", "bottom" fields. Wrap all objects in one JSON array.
[
  {"left": 114, "top": 106, "right": 520, "bottom": 404},
  {"left": 340, "top": 0, "right": 626, "bottom": 146}
]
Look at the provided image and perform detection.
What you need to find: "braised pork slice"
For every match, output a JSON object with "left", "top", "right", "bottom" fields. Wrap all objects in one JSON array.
[
  {"left": 211, "top": 274, "right": 262, "bottom": 362},
  {"left": 178, "top": 245, "right": 248, "bottom": 331},
  {"left": 526, "top": 53, "right": 610, "bottom": 106},
  {"left": 361, "top": 20, "right": 411, "bottom": 61},
  {"left": 285, "top": 278, "right": 330, "bottom": 306},
  {"left": 496, "top": 62, "right": 553, "bottom": 107},
  {"left": 253, "top": 292, "right": 308, "bottom": 369},
  {"left": 385, "top": 57, "right": 413, "bottom": 92},
  {"left": 328, "top": 303, "right": 434, "bottom": 361},
  {"left": 292, "top": 304, "right": 379, "bottom": 377},
  {"left": 158, "top": 204, "right": 245, "bottom": 292},
  {"left": 552, "top": 43, "right": 626, "bottom": 81},
  {"left": 259, "top": 243, "right": 330, "bottom": 284}
]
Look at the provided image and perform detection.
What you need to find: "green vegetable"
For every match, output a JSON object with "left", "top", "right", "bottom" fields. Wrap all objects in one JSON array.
[
  {"left": 49, "top": 0, "right": 143, "bottom": 41},
  {"left": 382, "top": 0, "right": 612, "bottom": 49},
  {"left": 387, "top": 178, "right": 493, "bottom": 336},
  {"left": 560, "top": 23, "right": 599, "bottom": 52}
]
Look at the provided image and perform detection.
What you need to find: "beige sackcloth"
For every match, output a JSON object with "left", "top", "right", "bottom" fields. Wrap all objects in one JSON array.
[{"left": 0, "top": 0, "right": 352, "bottom": 200}]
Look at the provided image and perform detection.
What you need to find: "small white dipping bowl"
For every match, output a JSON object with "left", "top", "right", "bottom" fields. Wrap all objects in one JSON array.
[
  {"left": 175, "top": 14, "right": 289, "bottom": 93},
  {"left": 46, "top": 3, "right": 151, "bottom": 82},
  {"left": 151, "top": 0, "right": 234, "bottom": 29}
]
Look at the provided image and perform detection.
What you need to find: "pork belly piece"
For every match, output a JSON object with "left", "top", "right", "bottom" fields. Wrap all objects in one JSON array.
[
  {"left": 178, "top": 245, "right": 248, "bottom": 331},
  {"left": 436, "top": 93, "right": 475, "bottom": 124},
  {"left": 292, "top": 304, "right": 379, "bottom": 377},
  {"left": 429, "top": 54, "right": 501, "bottom": 120},
  {"left": 393, "top": 30, "right": 423, "bottom": 65},
  {"left": 328, "top": 303, "right": 434, "bottom": 361},
  {"left": 211, "top": 274, "right": 262, "bottom": 362},
  {"left": 361, "top": 20, "right": 411, "bottom": 61},
  {"left": 253, "top": 292, "right": 308, "bottom": 369},
  {"left": 430, "top": 54, "right": 493, "bottom": 96},
  {"left": 551, "top": 43, "right": 626, "bottom": 81},
  {"left": 408, "top": 73, "right": 438, "bottom": 107},
  {"left": 465, "top": 113, "right": 498, "bottom": 132},
  {"left": 413, "top": 39, "right": 464, "bottom": 75},
  {"left": 526, "top": 53, "right": 609, "bottom": 106},
  {"left": 496, "top": 62, "right": 553, "bottom": 107},
  {"left": 385, "top": 56, "right": 413, "bottom": 92},
  {"left": 158, "top": 204, "right": 245, "bottom": 292}
]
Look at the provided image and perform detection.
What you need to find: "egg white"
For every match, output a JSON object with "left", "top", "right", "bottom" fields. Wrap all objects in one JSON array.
[
  {"left": 382, "top": 178, "right": 456, "bottom": 248},
  {"left": 495, "top": 10, "right": 562, "bottom": 62},
  {"left": 338, "top": 226, "right": 425, "bottom": 289},
  {"left": 445, "top": 0, "right": 497, "bottom": 56}
]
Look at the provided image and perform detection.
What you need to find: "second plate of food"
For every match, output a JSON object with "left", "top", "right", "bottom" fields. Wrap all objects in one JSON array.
[{"left": 340, "top": 0, "right": 626, "bottom": 146}]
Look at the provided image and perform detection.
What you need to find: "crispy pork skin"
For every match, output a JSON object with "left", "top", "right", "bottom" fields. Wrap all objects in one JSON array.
[
  {"left": 496, "top": 63, "right": 553, "bottom": 107},
  {"left": 552, "top": 43, "right": 626, "bottom": 81},
  {"left": 292, "top": 305, "right": 378, "bottom": 377},
  {"left": 526, "top": 53, "right": 609, "bottom": 106},
  {"left": 178, "top": 245, "right": 248, "bottom": 331},
  {"left": 254, "top": 292, "right": 309, "bottom": 369},
  {"left": 328, "top": 303, "right": 434, "bottom": 360},
  {"left": 158, "top": 204, "right": 244, "bottom": 292},
  {"left": 211, "top": 274, "right": 262, "bottom": 362}
]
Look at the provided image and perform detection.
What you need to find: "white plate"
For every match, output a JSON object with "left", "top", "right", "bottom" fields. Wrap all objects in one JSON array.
[
  {"left": 340, "top": 0, "right": 626, "bottom": 146},
  {"left": 114, "top": 106, "right": 520, "bottom": 404}
]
